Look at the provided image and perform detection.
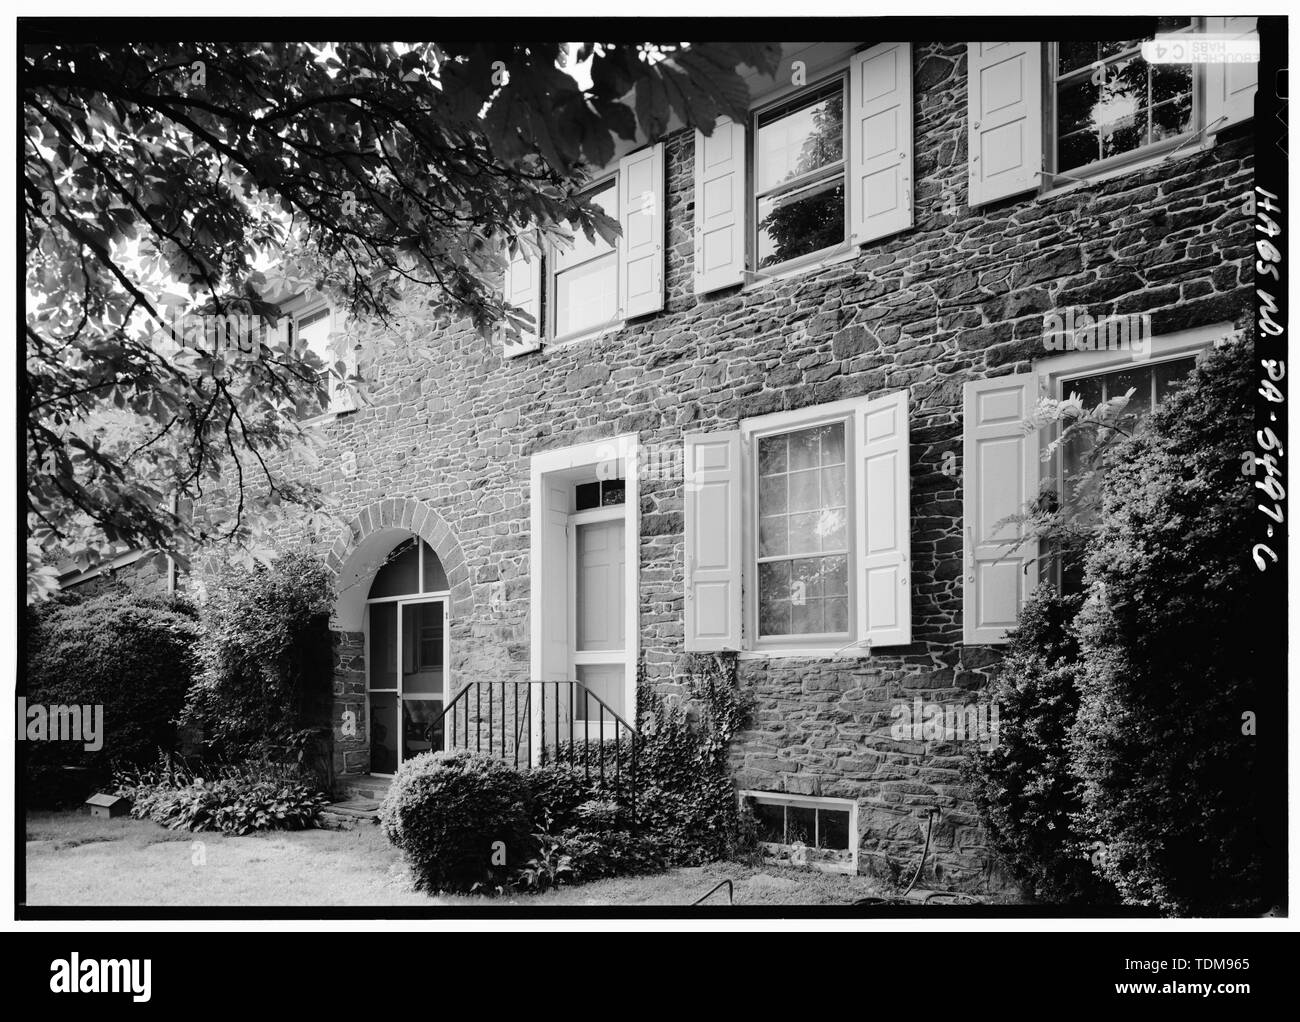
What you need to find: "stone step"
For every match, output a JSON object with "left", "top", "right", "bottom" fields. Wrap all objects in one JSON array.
[{"left": 319, "top": 798, "right": 382, "bottom": 829}]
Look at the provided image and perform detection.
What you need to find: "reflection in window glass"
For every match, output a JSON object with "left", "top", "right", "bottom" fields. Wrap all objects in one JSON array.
[
  {"left": 553, "top": 181, "right": 618, "bottom": 338},
  {"left": 754, "top": 80, "right": 846, "bottom": 269},
  {"left": 757, "top": 422, "right": 849, "bottom": 638},
  {"left": 1055, "top": 21, "right": 1194, "bottom": 173}
]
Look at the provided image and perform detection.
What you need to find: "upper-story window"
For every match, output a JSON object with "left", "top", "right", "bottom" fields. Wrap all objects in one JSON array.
[
  {"left": 289, "top": 304, "right": 356, "bottom": 416},
  {"left": 548, "top": 177, "right": 619, "bottom": 341},
  {"left": 753, "top": 77, "right": 847, "bottom": 270},
  {"left": 1050, "top": 18, "right": 1196, "bottom": 176}
]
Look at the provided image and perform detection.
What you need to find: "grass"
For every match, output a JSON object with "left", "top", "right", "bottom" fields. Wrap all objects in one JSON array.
[{"left": 25, "top": 810, "right": 888, "bottom": 907}]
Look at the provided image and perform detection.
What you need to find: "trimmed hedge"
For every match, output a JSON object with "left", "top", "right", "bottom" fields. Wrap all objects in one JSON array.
[
  {"left": 379, "top": 750, "right": 533, "bottom": 893},
  {"left": 24, "top": 588, "right": 200, "bottom": 806}
]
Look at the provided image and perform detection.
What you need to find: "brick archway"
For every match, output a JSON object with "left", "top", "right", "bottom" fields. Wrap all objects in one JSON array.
[{"left": 325, "top": 498, "right": 473, "bottom": 631}]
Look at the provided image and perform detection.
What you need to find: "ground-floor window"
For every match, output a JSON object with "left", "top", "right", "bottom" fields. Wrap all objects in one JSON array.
[
  {"left": 365, "top": 537, "right": 450, "bottom": 775},
  {"left": 740, "top": 791, "right": 858, "bottom": 874}
]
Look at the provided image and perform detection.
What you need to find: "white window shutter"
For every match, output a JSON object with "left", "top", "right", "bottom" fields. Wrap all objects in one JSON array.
[
  {"left": 856, "top": 389, "right": 911, "bottom": 647},
  {"left": 618, "top": 142, "right": 664, "bottom": 319},
  {"left": 962, "top": 373, "right": 1038, "bottom": 644},
  {"left": 693, "top": 117, "right": 746, "bottom": 294},
  {"left": 849, "top": 42, "right": 914, "bottom": 244},
  {"left": 500, "top": 237, "right": 542, "bottom": 359},
  {"left": 967, "top": 42, "right": 1042, "bottom": 206},
  {"left": 1205, "top": 17, "right": 1258, "bottom": 130},
  {"left": 683, "top": 431, "right": 742, "bottom": 651}
]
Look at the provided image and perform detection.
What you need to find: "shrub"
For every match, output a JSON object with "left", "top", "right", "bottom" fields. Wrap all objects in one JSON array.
[
  {"left": 23, "top": 588, "right": 200, "bottom": 806},
  {"left": 379, "top": 750, "right": 532, "bottom": 893},
  {"left": 181, "top": 551, "right": 333, "bottom": 771},
  {"left": 113, "top": 755, "right": 328, "bottom": 834},
  {"left": 1071, "top": 340, "right": 1271, "bottom": 914},
  {"left": 965, "top": 589, "right": 1115, "bottom": 904}
]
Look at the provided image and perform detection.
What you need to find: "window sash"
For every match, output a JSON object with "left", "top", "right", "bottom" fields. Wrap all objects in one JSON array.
[
  {"left": 751, "top": 74, "right": 849, "bottom": 271},
  {"left": 751, "top": 416, "right": 855, "bottom": 643},
  {"left": 547, "top": 176, "right": 619, "bottom": 340},
  {"left": 1046, "top": 23, "right": 1201, "bottom": 180}
]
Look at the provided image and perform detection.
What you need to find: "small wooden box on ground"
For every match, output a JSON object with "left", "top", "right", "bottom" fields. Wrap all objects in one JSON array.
[{"left": 84, "top": 793, "right": 130, "bottom": 819}]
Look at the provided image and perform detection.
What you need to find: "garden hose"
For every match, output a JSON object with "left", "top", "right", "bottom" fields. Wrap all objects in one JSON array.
[{"left": 903, "top": 808, "right": 938, "bottom": 897}]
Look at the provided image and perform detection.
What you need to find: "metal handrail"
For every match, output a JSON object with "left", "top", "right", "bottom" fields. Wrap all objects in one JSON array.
[{"left": 422, "top": 679, "right": 640, "bottom": 826}]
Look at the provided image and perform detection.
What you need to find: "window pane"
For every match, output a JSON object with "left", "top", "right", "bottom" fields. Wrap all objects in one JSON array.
[
  {"left": 753, "top": 801, "right": 785, "bottom": 843},
  {"left": 787, "top": 806, "right": 816, "bottom": 845},
  {"left": 370, "top": 693, "right": 399, "bottom": 774},
  {"left": 756, "top": 87, "right": 844, "bottom": 193},
  {"left": 818, "top": 808, "right": 851, "bottom": 851},
  {"left": 1154, "top": 357, "right": 1196, "bottom": 403},
  {"left": 758, "top": 560, "right": 792, "bottom": 635},
  {"left": 1056, "top": 34, "right": 1194, "bottom": 174},
  {"left": 1105, "top": 366, "right": 1155, "bottom": 421},
  {"left": 757, "top": 179, "right": 845, "bottom": 269},
  {"left": 368, "top": 600, "right": 398, "bottom": 690},
  {"left": 421, "top": 541, "right": 448, "bottom": 592},
  {"left": 370, "top": 539, "right": 420, "bottom": 598},
  {"left": 552, "top": 181, "right": 617, "bottom": 271},
  {"left": 759, "top": 515, "right": 789, "bottom": 558},
  {"left": 555, "top": 252, "right": 618, "bottom": 337}
]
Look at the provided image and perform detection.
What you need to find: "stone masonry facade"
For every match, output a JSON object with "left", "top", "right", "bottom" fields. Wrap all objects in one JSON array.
[{"left": 276, "top": 42, "right": 1255, "bottom": 890}]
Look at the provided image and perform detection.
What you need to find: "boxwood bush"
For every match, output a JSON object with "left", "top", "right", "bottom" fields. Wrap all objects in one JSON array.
[
  {"left": 24, "top": 588, "right": 200, "bottom": 806},
  {"left": 965, "top": 589, "right": 1115, "bottom": 905},
  {"left": 1071, "top": 340, "right": 1269, "bottom": 915},
  {"left": 379, "top": 750, "right": 533, "bottom": 893},
  {"left": 970, "top": 340, "right": 1275, "bottom": 915}
]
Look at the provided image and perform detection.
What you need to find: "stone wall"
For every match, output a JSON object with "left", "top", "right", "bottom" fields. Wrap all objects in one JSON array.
[{"left": 278, "top": 42, "right": 1254, "bottom": 888}]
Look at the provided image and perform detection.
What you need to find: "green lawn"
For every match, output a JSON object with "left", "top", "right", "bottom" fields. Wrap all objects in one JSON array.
[{"left": 24, "top": 810, "right": 887, "bottom": 907}]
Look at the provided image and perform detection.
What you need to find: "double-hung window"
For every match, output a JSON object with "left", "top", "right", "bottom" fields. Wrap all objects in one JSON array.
[
  {"left": 499, "top": 144, "right": 665, "bottom": 357},
  {"left": 683, "top": 390, "right": 911, "bottom": 656},
  {"left": 548, "top": 178, "right": 620, "bottom": 342},
  {"left": 968, "top": 18, "right": 1258, "bottom": 205},
  {"left": 289, "top": 304, "right": 356, "bottom": 416},
  {"left": 693, "top": 42, "right": 914, "bottom": 293},
  {"left": 962, "top": 324, "right": 1233, "bottom": 643},
  {"left": 753, "top": 78, "right": 848, "bottom": 271},
  {"left": 755, "top": 420, "right": 851, "bottom": 639},
  {"left": 1050, "top": 18, "right": 1196, "bottom": 177}
]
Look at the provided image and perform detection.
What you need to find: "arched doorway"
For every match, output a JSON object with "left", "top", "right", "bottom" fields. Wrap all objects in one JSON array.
[{"left": 365, "top": 537, "right": 450, "bottom": 775}]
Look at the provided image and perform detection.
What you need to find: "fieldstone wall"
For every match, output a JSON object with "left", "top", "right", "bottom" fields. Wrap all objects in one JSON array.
[{"left": 274, "top": 42, "right": 1255, "bottom": 889}]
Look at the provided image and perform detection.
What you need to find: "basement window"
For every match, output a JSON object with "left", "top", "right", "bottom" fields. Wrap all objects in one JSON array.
[{"left": 741, "top": 791, "right": 857, "bottom": 874}]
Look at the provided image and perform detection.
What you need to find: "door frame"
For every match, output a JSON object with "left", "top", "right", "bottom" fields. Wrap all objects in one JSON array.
[
  {"left": 530, "top": 434, "right": 641, "bottom": 764},
  {"left": 365, "top": 591, "right": 451, "bottom": 777}
]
